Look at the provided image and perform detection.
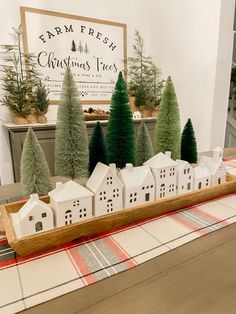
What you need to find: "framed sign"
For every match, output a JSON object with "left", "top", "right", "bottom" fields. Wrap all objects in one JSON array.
[{"left": 20, "top": 6, "right": 127, "bottom": 104}]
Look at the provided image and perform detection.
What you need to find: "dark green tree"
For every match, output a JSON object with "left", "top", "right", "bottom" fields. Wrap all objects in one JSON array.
[
  {"left": 20, "top": 128, "right": 52, "bottom": 197},
  {"left": 154, "top": 76, "right": 181, "bottom": 160},
  {"left": 55, "top": 67, "right": 89, "bottom": 179},
  {"left": 181, "top": 118, "right": 198, "bottom": 163},
  {"left": 71, "top": 40, "right": 76, "bottom": 52},
  {"left": 136, "top": 121, "right": 154, "bottom": 166},
  {"left": 89, "top": 122, "right": 108, "bottom": 175},
  {"left": 34, "top": 82, "right": 49, "bottom": 114},
  {"left": 106, "top": 72, "right": 136, "bottom": 168}
]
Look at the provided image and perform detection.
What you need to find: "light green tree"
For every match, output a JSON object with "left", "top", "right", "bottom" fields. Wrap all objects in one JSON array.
[
  {"left": 20, "top": 128, "right": 52, "bottom": 196},
  {"left": 136, "top": 121, "right": 154, "bottom": 166},
  {"left": 154, "top": 76, "right": 181, "bottom": 160},
  {"left": 55, "top": 67, "right": 89, "bottom": 178}
]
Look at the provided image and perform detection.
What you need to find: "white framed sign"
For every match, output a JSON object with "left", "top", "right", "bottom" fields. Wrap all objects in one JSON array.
[{"left": 20, "top": 7, "right": 127, "bottom": 104}]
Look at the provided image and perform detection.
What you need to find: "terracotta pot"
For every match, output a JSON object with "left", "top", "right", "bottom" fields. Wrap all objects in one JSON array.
[
  {"left": 27, "top": 110, "right": 38, "bottom": 124},
  {"left": 13, "top": 115, "right": 29, "bottom": 125},
  {"left": 37, "top": 113, "right": 47, "bottom": 124}
]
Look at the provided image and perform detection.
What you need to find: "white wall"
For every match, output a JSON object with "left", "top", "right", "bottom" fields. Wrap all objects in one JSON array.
[
  {"left": 0, "top": 0, "right": 235, "bottom": 183},
  {"left": 149, "top": 0, "right": 235, "bottom": 151}
]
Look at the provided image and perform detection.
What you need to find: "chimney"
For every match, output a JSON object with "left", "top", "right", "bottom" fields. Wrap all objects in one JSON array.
[
  {"left": 165, "top": 151, "right": 171, "bottom": 158},
  {"left": 56, "top": 182, "right": 63, "bottom": 192},
  {"left": 30, "top": 194, "right": 39, "bottom": 201},
  {"left": 213, "top": 147, "right": 223, "bottom": 163},
  {"left": 126, "top": 163, "right": 133, "bottom": 171},
  {"left": 109, "top": 163, "right": 117, "bottom": 175}
]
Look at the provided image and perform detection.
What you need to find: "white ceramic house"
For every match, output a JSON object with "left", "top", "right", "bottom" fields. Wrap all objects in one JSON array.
[
  {"left": 199, "top": 147, "right": 226, "bottom": 185},
  {"left": 193, "top": 164, "right": 212, "bottom": 190},
  {"left": 49, "top": 180, "right": 93, "bottom": 227},
  {"left": 133, "top": 111, "right": 141, "bottom": 120},
  {"left": 86, "top": 162, "right": 123, "bottom": 216},
  {"left": 144, "top": 152, "right": 177, "bottom": 200},
  {"left": 119, "top": 164, "right": 155, "bottom": 208},
  {"left": 12, "top": 194, "right": 54, "bottom": 237},
  {"left": 176, "top": 160, "right": 193, "bottom": 195}
]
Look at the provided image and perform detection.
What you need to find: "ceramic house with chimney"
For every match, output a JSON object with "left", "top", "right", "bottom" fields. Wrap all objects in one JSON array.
[
  {"left": 144, "top": 152, "right": 177, "bottom": 200},
  {"left": 176, "top": 160, "right": 193, "bottom": 195},
  {"left": 199, "top": 147, "right": 226, "bottom": 186},
  {"left": 86, "top": 162, "right": 124, "bottom": 216},
  {"left": 193, "top": 164, "right": 212, "bottom": 190},
  {"left": 119, "top": 164, "right": 155, "bottom": 208},
  {"left": 49, "top": 180, "right": 93, "bottom": 227},
  {"left": 11, "top": 194, "right": 54, "bottom": 237}
]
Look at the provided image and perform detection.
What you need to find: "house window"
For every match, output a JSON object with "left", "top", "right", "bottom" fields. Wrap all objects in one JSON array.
[
  {"left": 65, "top": 210, "right": 72, "bottom": 225},
  {"left": 187, "top": 168, "right": 190, "bottom": 174},
  {"left": 187, "top": 183, "right": 191, "bottom": 190},
  {"left": 145, "top": 193, "right": 150, "bottom": 202},
  {"left": 142, "top": 186, "right": 145, "bottom": 190},
  {"left": 130, "top": 192, "right": 137, "bottom": 203},
  {"left": 189, "top": 176, "right": 191, "bottom": 180},
  {"left": 106, "top": 176, "right": 113, "bottom": 185},
  {"left": 42, "top": 213, "right": 47, "bottom": 218},
  {"left": 107, "top": 200, "right": 113, "bottom": 213},
  {"left": 150, "top": 185, "right": 153, "bottom": 188},
  {"left": 170, "top": 168, "right": 175, "bottom": 176},
  {"left": 35, "top": 221, "right": 43, "bottom": 232},
  {"left": 73, "top": 200, "right": 80, "bottom": 207},
  {"left": 160, "top": 169, "right": 166, "bottom": 179},
  {"left": 169, "top": 184, "right": 175, "bottom": 193},
  {"left": 198, "top": 182, "right": 202, "bottom": 189},
  {"left": 184, "top": 169, "right": 186, "bottom": 175},
  {"left": 29, "top": 216, "right": 33, "bottom": 221},
  {"left": 160, "top": 184, "right": 165, "bottom": 198},
  {"left": 182, "top": 185, "right": 184, "bottom": 190},
  {"left": 206, "top": 178, "right": 209, "bottom": 186}
]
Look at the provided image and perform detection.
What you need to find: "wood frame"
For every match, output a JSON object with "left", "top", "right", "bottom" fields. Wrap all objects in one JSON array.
[
  {"left": 1, "top": 174, "right": 236, "bottom": 256},
  {"left": 20, "top": 6, "right": 127, "bottom": 105}
]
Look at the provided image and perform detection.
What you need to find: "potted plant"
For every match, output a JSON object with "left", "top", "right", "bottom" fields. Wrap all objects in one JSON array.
[
  {"left": 127, "top": 30, "right": 164, "bottom": 117},
  {"left": 0, "top": 26, "right": 40, "bottom": 124},
  {"left": 34, "top": 82, "right": 50, "bottom": 123}
]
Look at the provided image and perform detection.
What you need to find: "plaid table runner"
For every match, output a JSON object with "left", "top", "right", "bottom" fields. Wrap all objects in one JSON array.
[{"left": 1, "top": 191, "right": 236, "bottom": 314}]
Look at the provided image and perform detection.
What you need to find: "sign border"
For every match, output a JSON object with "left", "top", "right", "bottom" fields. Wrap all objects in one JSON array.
[{"left": 20, "top": 6, "right": 127, "bottom": 105}]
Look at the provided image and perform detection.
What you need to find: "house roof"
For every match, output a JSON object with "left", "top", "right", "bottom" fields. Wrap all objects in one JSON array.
[
  {"left": 193, "top": 164, "right": 211, "bottom": 179},
  {"left": 18, "top": 194, "right": 52, "bottom": 220},
  {"left": 144, "top": 152, "right": 177, "bottom": 169},
  {"left": 199, "top": 156, "right": 225, "bottom": 175},
  {"left": 175, "top": 159, "right": 192, "bottom": 172},
  {"left": 49, "top": 180, "right": 93, "bottom": 202},
  {"left": 86, "top": 162, "right": 123, "bottom": 193},
  {"left": 119, "top": 165, "right": 154, "bottom": 189}
]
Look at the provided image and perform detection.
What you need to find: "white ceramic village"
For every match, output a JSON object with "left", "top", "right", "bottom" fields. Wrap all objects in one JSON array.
[{"left": 11, "top": 147, "right": 226, "bottom": 238}]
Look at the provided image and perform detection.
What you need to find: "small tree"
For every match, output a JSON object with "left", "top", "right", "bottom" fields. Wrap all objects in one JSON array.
[
  {"left": 154, "top": 76, "right": 181, "bottom": 160},
  {"left": 106, "top": 72, "right": 136, "bottom": 168},
  {"left": 1, "top": 26, "right": 40, "bottom": 118},
  {"left": 71, "top": 40, "right": 76, "bottom": 52},
  {"left": 136, "top": 121, "right": 154, "bottom": 166},
  {"left": 89, "top": 122, "right": 108, "bottom": 175},
  {"left": 55, "top": 67, "right": 89, "bottom": 179},
  {"left": 181, "top": 118, "right": 198, "bottom": 163},
  {"left": 34, "top": 82, "right": 49, "bottom": 114},
  {"left": 84, "top": 42, "right": 89, "bottom": 54},
  {"left": 20, "top": 128, "right": 52, "bottom": 197},
  {"left": 78, "top": 40, "right": 83, "bottom": 53}
]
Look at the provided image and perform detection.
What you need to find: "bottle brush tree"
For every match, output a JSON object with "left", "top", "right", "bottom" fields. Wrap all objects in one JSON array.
[
  {"left": 181, "top": 118, "right": 198, "bottom": 163},
  {"left": 136, "top": 121, "right": 154, "bottom": 166},
  {"left": 20, "top": 128, "right": 52, "bottom": 197},
  {"left": 55, "top": 66, "right": 89, "bottom": 179},
  {"left": 154, "top": 76, "right": 181, "bottom": 160},
  {"left": 89, "top": 121, "right": 108, "bottom": 175},
  {"left": 106, "top": 71, "right": 136, "bottom": 168}
]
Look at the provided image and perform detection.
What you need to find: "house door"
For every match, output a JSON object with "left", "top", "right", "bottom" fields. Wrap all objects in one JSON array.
[
  {"left": 160, "top": 184, "right": 165, "bottom": 198},
  {"left": 65, "top": 210, "right": 72, "bottom": 225},
  {"left": 107, "top": 199, "right": 113, "bottom": 213},
  {"left": 145, "top": 193, "right": 150, "bottom": 202},
  {"left": 218, "top": 178, "right": 221, "bottom": 184},
  {"left": 35, "top": 222, "right": 43, "bottom": 232}
]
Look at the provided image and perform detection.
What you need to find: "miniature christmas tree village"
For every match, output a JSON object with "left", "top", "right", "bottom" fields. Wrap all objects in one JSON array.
[{"left": 9, "top": 67, "right": 227, "bottom": 240}]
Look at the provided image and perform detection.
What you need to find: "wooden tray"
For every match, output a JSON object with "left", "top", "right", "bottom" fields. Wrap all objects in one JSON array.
[{"left": 1, "top": 174, "right": 236, "bottom": 256}]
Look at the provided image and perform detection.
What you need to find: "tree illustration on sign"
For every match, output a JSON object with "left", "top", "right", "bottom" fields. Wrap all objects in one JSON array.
[
  {"left": 84, "top": 42, "right": 89, "bottom": 54},
  {"left": 78, "top": 40, "right": 83, "bottom": 53},
  {"left": 71, "top": 40, "right": 76, "bottom": 52}
]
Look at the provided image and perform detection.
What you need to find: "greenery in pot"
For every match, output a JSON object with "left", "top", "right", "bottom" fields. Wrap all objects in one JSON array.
[
  {"left": 0, "top": 26, "right": 40, "bottom": 124},
  {"left": 34, "top": 81, "right": 50, "bottom": 123},
  {"left": 127, "top": 30, "right": 164, "bottom": 112}
]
